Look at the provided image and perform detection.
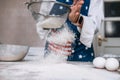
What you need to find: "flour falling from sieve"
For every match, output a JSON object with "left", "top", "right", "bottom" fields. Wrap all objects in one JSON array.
[
  {"left": 45, "top": 24, "right": 75, "bottom": 60},
  {"left": 47, "top": 24, "right": 75, "bottom": 45}
]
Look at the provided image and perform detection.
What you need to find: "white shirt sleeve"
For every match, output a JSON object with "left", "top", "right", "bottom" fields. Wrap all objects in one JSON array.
[{"left": 79, "top": 0, "right": 104, "bottom": 47}]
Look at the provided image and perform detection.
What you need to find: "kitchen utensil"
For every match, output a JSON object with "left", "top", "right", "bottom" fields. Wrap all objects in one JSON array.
[
  {"left": 25, "top": 0, "right": 71, "bottom": 28},
  {"left": 0, "top": 44, "right": 29, "bottom": 61}
]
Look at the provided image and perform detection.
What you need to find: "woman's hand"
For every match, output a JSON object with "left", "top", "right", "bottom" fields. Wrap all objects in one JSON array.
[
  {"left": 73, "top": 0, "right": 78, "bottom": 5},
  {"left": 69, "top": 0, "right": 84, "bottom": 26},
  {"left": 48, "top": 42, "right": 72, "bottom": 56}
]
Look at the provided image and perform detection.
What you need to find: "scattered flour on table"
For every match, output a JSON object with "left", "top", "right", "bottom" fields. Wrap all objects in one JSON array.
[{"left": 1, "top": 63, "right": 120, "bottom": 80}]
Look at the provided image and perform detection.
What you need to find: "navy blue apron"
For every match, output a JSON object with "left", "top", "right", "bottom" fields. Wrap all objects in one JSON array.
[{"left": 45, "top": 0, "right": 94, "bottom": 62}]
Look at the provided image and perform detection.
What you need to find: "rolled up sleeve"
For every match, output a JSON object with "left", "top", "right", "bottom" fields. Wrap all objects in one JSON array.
[{"left": 80, "top": 0, "right": 104, "bottom": 47}]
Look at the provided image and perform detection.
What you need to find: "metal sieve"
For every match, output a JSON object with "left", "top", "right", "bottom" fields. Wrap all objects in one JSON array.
[{"left": 25, "top": 0, "right": 71, "bottom": 28}]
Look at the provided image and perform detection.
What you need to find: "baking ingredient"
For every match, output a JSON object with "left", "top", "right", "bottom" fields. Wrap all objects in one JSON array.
[
  {"left": 1, "top": 63, "right": 120, "bottom": 80},
  {"left": 93, "top": 57, "right": 106, "bottom": 68},
  {"left": 36, "top": 16, "right": 67, "bottom": 29},
  {"left": 37, "top": 21, "right": 75, "bottom": 61},
  {"left": 41, "top": 51, "right": 67, "bottom": 64},
  {"left": 105, "top": 58, "right": 119, "bottom": 71},
  {"left": 0, "top": 48, "right": 120, "bottom": 80},
  {"left": 47, "top": 25, "right": 75, "bottom": 45},
  {"left": 46, "top": 25, "right": 75, "bottom": 56}
]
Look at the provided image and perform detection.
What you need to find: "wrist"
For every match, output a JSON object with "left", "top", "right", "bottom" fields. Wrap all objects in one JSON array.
[
  {"left": 78, "top": 16, "right": 83, "bottom": 29},
  {"left": 79, "top": 16, "right": 83, "bottom": 24},
  {"left": 74, "top": 16, "right": 83, "bottom": 29},
  {"left": 71, "top": 15, "right": 84, "bottom": 29}
]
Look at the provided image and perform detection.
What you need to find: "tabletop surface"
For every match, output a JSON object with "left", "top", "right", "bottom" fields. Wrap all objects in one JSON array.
[{"left": 0, "top": 47, "right": 120, "bottom": 80}]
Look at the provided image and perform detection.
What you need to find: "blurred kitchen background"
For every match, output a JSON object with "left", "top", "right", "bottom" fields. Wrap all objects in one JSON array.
[
  {"left": 0, "top": 0, "right": 44, "bottom": 47},
  {"left": 96, "top": 0, "right": 120, "bottom": 57},
  {"left": 0, "top": 0, "right": 120, "bottom": 57}
]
